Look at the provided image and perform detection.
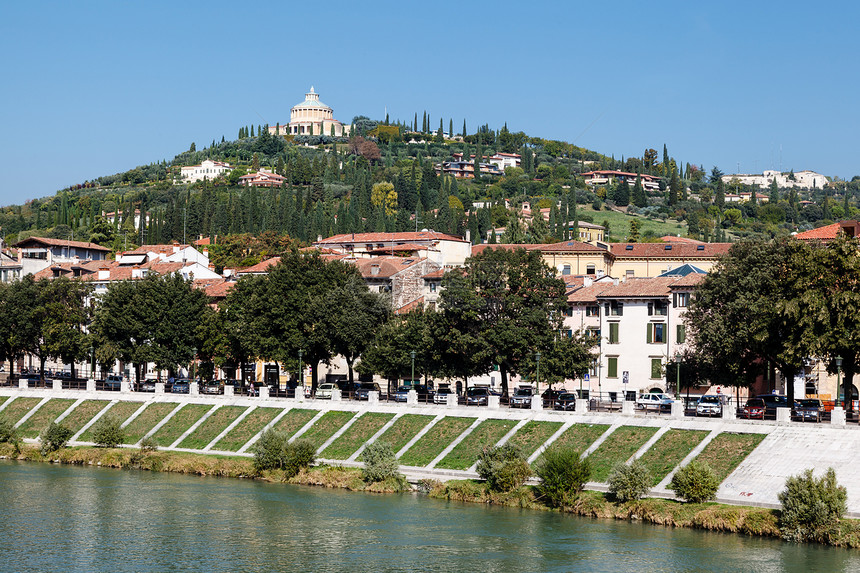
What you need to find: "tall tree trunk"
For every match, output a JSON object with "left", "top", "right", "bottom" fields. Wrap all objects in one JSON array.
[
  {"left": 500, "top": 366, "right": 509, "bottom": 399},
  {"left": 346, "top": 356, "right": 354, "bottom": 387},
  {"left": 843, "top": 364, "right": 856, "bottom": 414},
  {"left": 39, "top": 356, "right": 46, "bottom": 382},
  {"left": 311, "top": 361, "right": 319, "bottom": 393}
]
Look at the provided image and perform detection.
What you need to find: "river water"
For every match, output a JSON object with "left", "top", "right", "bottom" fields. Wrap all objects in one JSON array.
[{"left": 0, "top": 461, "right": 857, "bottom": 572}]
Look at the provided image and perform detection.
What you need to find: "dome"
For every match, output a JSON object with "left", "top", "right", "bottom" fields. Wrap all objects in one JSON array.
[{"left": 292, "top": 86, "right": 331, "bottom": 111}]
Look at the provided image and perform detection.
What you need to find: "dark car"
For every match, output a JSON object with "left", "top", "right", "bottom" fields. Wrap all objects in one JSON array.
[
  {"left": 355, "top": 382, "right": 382, "bottom": 400},
  {"left": 756, "top": 394, "right": 789, "bottom": 418},
  {"left": 541, "top": 388, "right": 566, "bottom": 408},
  {"left": 742, "top": 398, "right": 766, "bottom": 419},
  {"left": 792, "top": 399, "right": 824, "bottom": 422},
  {"left": 105, "top": 375, "right": 123, "bottom": 390},
  {"left": 201, "top": 380, "right": 222, "bottom": 395},
  {"left": 509, "top": 387, "right": 534, "bottom": 408},
  {"left": 553, "top": 392, "right": 577, "bottom": 411},
  {"left": 171, "top": 378, "right": 191, "bottom": 394},
  {"left": 392, "top": 385, "right": 412, "bottom": 402},
  {"left": 466, "top": 387, "right": 491, "bottom": 406}
]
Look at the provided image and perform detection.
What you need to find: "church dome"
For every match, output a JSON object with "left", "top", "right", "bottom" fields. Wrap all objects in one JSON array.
[{"left": 292, "top": 86, "right": 331, "bottom": 111}]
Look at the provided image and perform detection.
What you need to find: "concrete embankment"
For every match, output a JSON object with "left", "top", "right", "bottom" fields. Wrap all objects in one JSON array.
[{"left": 3, "top": 387, "right": 860, "bottom": 516}]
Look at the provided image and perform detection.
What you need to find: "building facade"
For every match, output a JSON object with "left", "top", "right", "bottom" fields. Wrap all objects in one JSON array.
[{"left": 269, "top": 87, "right": 351, "bottom": 138}]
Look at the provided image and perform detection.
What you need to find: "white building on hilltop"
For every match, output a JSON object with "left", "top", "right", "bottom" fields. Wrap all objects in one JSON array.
[
  {"left": 180, "top": 159, "right": 232, "bottom": 183},
  {"left": 721, "top": 169, "right": 828, "bottom": 189},
  {"left": 269, "top": 86, "right": 351, "bottom": 138}
]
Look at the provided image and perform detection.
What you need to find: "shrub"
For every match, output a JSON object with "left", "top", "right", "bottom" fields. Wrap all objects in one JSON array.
[
  {"left": 91, "top": 415, "right": 125, "bottom": 448},
  {"left": 535, "top": 445, "right": 590, "bottom": 507},
  {"left": 252, "top": 430, "right": 315, "bottom": 477},
  {"left": 778, "top": 467, "right": 846, "bottom": 542},
  {"left": 359, "top": 441, "right": 401, "bottom": 483},
  {"left": 0, "top": 418, "right": 20, "bottom": 445},
  {"left": 139, "top": 436, "right": 158, "bottom": 452},
  {"left": 669, "top": 461, "right": 719, "bottom": 503},
  {"left": 608, "top": 460, "right": 652, "bottom": 503},
  {"left": 476, "top": 444, "right": 532, "bottom": 492},
  {"left": 40, "top": 422, "right": 73, "bottom": 454}
]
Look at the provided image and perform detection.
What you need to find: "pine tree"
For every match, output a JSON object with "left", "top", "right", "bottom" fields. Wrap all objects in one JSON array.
[
  {"left": 449, "top": 118, "right": 453, "bottom": 138},
  {"left": 633, "top": 174, "right": 647, "bottom": 207},
  {"left": 570, "top": 190, "right": 579, "bottom": 241},
  {"left": 715, "top": 179, "right": 726, "bottom": 210},
  {"left": 250, "top": 125, "right": 255, "bottom": 137},
  {"left": 668, "top": 170, "right": 680, "bottom": 206},
  {"left": 462, "top": 119, "right": 467, "bottom": 137}
]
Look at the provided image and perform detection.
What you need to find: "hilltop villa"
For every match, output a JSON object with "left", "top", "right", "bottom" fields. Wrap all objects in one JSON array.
[{"left": 269, "top": 87, "right": 351, "bottom": 137}]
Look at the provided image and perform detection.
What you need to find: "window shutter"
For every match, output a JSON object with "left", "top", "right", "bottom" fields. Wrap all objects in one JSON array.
[
  {"left": 673, "top": 293, "right": 678, "bottom": 308},
  {"left": 646, "top": 323, "right": 652, "bottom": 343},
  {"left": 677, "top": 324, "right": 686, "bottom": 344},
  {"left": 648, "top": 302, "right": 653, "bottom": 315},
  {"left": 617, "top": 302, "right": 623, "bottom": 316}
]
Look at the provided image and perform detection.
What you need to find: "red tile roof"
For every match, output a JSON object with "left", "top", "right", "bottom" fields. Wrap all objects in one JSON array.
[
  {"left": 793, "top": 222, "right": 843, "bottom": 241},
  {"left": 609, "top": 242, "right": 731, "bottom": 258},
  {"left": 317, "top": 231, "right": 468, "bottom": 244},
  {"left": 13, "top": 236, "right": 112, "bottom": 252},
  {"left": 351, "top": 256, "right": 425, "bottom": 279},
  {"left": 395, "top": 297, "right": 425, "bottom": 315},
  {"left": 237, "top": 257, "right": 281, "bottom": 274},
  {"left": 596, "top": 276, "right": 694, "bottom": 298},
  {"left": 660, "top": 236, "right": 706, "bottom": 244}
]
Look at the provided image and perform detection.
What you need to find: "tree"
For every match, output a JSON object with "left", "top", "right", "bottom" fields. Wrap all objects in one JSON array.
[
  {"left": 39, "top": 277, "right": 92, "bottom": 380},
  {"left": 627, "top": 219, "right": 641, "bottom": 242},
  {"left": 359, "top": 308, "right": 435, "bottom": 392},
  {"left": 439, "top": 247, "right": 571, "bottom": 398},
  {"left": 685, "top": 239, "right": 813, "bottom": 405}
]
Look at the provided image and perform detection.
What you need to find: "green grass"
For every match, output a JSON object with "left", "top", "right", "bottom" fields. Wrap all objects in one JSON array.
[
  {"left": 505, "top": 420, "right": 563, "bottom": 458},
  {"left": 587, "top": 425, "right": 660, "bottom": 482},
  {"left": 122, "top": 402, "right": 179, "bottom": 444},
  {"left": 436, "top": 419, "right": 517, "bottom": 470},
  {"left": 537, "top": 423, "right": 609, "bottom": 466},
  {"left": 213, "top": 407, "right": 281, "bottom": 451},
  {"left": 17, "top": 399, "right": 76, "bottom": 438},
  {"left": 376, "top": 414, "right": 434, "bottom": 453},
  {"left": 178, "top": 406, "right": 248, "bottom": 450},
  {"left": 398, "top": 417, "right": 475, "bottom": 467},
  {"left": 693, "top": 432, "right": 767, "bottom": 482},
  {"left": 0, "top": 397, "right": 44, "bottom": 426},
  {"left": 297, "top": 411, "right": 356, "bottom": 450},
  {"left": 637, "top": 429, "right": 708, "bottom": 485},
  {"left": 78, "top": 401, "right": 146, "bottom": 442},
  {"left": 0, "top": 396, "right": 8, "bottom": 407},
  {"left": 58, "top": 400, "right": 111, "bottom": 435},
  {"left": 321, "top": 412, "right": 395, "bottom": 460},
  {"left": 580, "top": 204, "right": 687, "bottom": 241},
  {"left": 272, "top": 409, "right": 318, "bottom": 438},
  {"left": 150, "top": 404, "right": 214, "bottom": 447}
]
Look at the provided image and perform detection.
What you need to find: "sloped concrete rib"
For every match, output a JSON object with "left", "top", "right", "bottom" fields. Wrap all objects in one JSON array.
[
  {"left": 628, "top": 426, "right": 671, "bottom": 464},
  {"left": 203, "top": 405, "right": 256, "bottom": 452},
  {"left": 238, "top": 406, "right": 294, "bottom": 454},
  {"left": 316, "top": 411, "right": 364, "bottom": 455},
  {"left": 348, "top": 413, "right": 404, "bottom": 463},
  {"left": 396, "top": 414, "right": 444, "bottom": 459},
  {"left": 70, "top": 400, "right": 119, "bottom": 443},
  {"left": 13, "top": 397, "right": 51, "bottom": 428},
  {"left": 168, "top": 405, "right": 221, "bottom": 449}
]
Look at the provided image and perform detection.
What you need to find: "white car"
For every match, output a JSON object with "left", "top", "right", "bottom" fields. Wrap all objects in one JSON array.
[
  {"left": 696, "top": 395, "right": 726, "bottom": 416},
  {"left": 636, "top": 393, "right": 673, "bottom": 410},
  {"left": 316, "top": 383, "right": 337, "bottom": 399}
]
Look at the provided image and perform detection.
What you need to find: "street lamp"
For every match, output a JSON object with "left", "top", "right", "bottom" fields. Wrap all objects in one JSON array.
[
  {"left": 535, "top": 352, "right": 541, "bottom": 397},
  {"left": 410, "top": 350, "right": 416, "bottom": 386},
  {"left": 835, "top": 356, "right": 843, "bottom": 409},
  {"left": 298, "top": 349, "right": 304, "bottom": 393}
]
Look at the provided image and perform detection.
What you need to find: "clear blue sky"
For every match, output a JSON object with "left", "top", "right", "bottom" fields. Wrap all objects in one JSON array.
[{"left": 1, "top": 1, "right": 857, "bottom": 207}]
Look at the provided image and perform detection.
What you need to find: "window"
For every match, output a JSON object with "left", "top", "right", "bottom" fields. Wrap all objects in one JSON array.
[
  {"left": 563, "top": 329, "right": 573, "bottom": 338},
  {"left": 562, "top": 307, "right": 573, "bottom": 317},
  {"left": 586, "top": 327, "right": 600, "bottom": 342},
  {"left": 429, "top": 282, "right": 437, "bottom": 293},
  {"left": 586, "top": 264, "right": 596, "bottom": 275},
  {"left": 562, "top": 264, "right": 571, "bottom": 276},
  {"left": 673, "top": 292, "right": 689, "bottom": 308},
  {"left": 651, "top": 359, "right": 663, "bottom": 379},
  {"left": 608, "top": 357, "right": 618, "bottom": 378},
  {"left": 626, "top": 270, "right": 635, "bottom": 278},
  {"left": 605, "top": 301, "right": 623, "bottom": 316},
  {"left": 609, "top": 322, "right": 619, "bottom": 344},
  {"left": 648, "top": 301, "right": 668, "bottom": 316},
  {"left": 647, "top": 323, "right": 666, "bottom": 343},
  {"left": 676, "top": 324, "right": 686, "bottom": 344},
  {"left": 585, "top": 305, "right": 599, "bottom": 317}
]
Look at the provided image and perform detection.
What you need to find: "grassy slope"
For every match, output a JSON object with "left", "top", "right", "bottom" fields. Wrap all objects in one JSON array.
[
  {"left": 178, "top": 406, "right": 248, "bottom": 450},
  {"left": 297, "top": 411, "right": 356, "bottom": 450},
  {"left": 376, "top": 414, "right": 434, "bottom": 453},
  {"left": 122, "top": 402, "right": 178, "bottom": 444},
  {"left": 17, "top": 399, "right": 76, "bottom": 438},
  {"left": 693, "top": 432, "right": 767, "bottom": 481},
  {"left": 78, "top": 401, "right": 146, "bottom": 442},
  {"left": 213, "top": 407, "right": 281, "bottom": 451},
  {"left": 587, "top": 425, "right": 660, "bottom": 482},
  {"left": 321, "top": 412, "right": 395, "bottom": 460},
  {"left": 150, "top": 404, "right": 214, "bottom": 447},
  {"left": 398, "top": 417, "right": 475, "bottom": 467},
  {"left": 59, "top": 400, "right": 110, "bottom": 435},
  {"left": 436, "top": 419, "right": 517, "bottom": 470},
  {"left": 0, "top": 398, "right": 44, "bottom": 426},
  {"left": 637, "top": 429, "right": 708, "bottom": 485},
  {"left": 505, "top": 421, "right": 563, "bottom": 458},
  {"left": 579, "top": 205, "right": 687, "bottom": 241}
]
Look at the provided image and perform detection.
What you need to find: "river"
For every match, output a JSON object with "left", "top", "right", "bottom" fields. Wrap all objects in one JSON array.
[{"left": 0, "top": 461, "right": 856, "bottom": 572}]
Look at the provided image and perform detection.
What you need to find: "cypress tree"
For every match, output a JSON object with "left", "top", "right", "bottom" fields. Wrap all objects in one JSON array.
[
  {"left": 462, "top": 119, "right": 467, "bottom": 137},
  {"left": 449, "top": 118, "right": 453, "bottom": 138}
]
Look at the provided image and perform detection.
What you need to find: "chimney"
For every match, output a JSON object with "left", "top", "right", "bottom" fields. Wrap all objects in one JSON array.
[
  {"left": 465, "top": 229, "right": 471, "bottom": 243},
  {"left": 584, "top": 277, "right": 593, "bottom": 287},
  {"left": 172, "top": 242, "right": 180, "bottom": 253},
  {"left": 98, "top": 267, "right": 110, "bottom": 280},
  {"left": 132, "top": 267, "right": 143, "bottom": 279}
]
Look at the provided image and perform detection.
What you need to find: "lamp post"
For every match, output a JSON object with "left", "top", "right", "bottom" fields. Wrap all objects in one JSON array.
[
  {"left": 674, "top": 352, "right": 681, "bottom": 401},
  {"left": 298, "top": 349, "right": 304, "bottom": 393},
  {"left": 410, "top": 350, "right": 416, "bottom": 386},
  {"left": 835, "top": 356, "right": 843, "bottom": 409},
  {"left": 535, "top": 352, "right": 541, "bottom": 397}
]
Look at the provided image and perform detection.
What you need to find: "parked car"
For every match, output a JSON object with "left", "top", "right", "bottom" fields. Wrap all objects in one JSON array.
[
  {"left": 756, "top": 394, "right": 790, "bottom": 418},
  {"left": 392, "top": 385, "right": 412, "bottom": 402},
  {"left": 412, "top": 384, "right": 434, "bottom": 401},
  {"left": 433, "top": 385, "right": 453, "bottom": 404},
  {"left": 553, "top": 392, "right": 578, "bottom": 411},
  {"left": 355, "top": 382, "right": 381, "bottom": 400},
  {"left": 105, "top": 375, "right": 123, "bottom": 390},
  {"left": 742, "top": 398, "right": 766, "bottom": 419},
  {"left": 465, "top": 386, "right": 491, "bottom": 406},
  {"left": 171, "top": 378, "right": 191, "bottom": 394},
  {"left": 509, "top": 386, "right": 534, "bottom": 408},
  {"left": 316, "top": 383, "right": 338, "bottom": 399},
  {"left": 696, "top": 395, "right": 726, "bottom": 417},
  {"left": 636, "top": 393, "right": 672, "bottom": 410},
  {"left": 792, "top": 398, "right": 824, "bottom": 422},
  {"left": 140, "top": 378, "right": 157, "bottom": 392},
  {"left": 201, "top": 380, "right": 222, "bottom": 395},
  {"left": 541, "top": 388, "right": 566, "bottom": 407}
]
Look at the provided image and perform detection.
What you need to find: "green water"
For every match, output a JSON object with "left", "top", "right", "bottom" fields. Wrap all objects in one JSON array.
[{"left": 0, "top": 461, "right": 856, "bottom": 572}]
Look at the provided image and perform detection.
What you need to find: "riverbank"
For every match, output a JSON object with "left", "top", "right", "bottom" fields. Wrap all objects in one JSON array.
[{"left": 4, "top": 442, "right": 860, "bottom": 549}]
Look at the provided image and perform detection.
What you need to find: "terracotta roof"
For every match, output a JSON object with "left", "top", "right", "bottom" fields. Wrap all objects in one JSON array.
[
  {"left": 422, "top": 269, "right": 445, "bottom": 279},
  {"left": 238, "top": 257, "right": 281, "bottom": 274},
  {"left": 198, "top": 279, "right": 235, "bottom": 298},
  {"left": 660, "top": 236, "right": 706, "bottom": 244},
  {"left": 395, "top": 297, "right": 425, "bottom": 315},
  {"left": 123, "top": 244, "right": 189, "bottom": 255},
  {"left": 609, "top": 243, "right": 731, "bottom": 258},
  {"left": 793, "top": 222, "right": 843, "bottom": 241},
  {"left": 13, "top": 236, "right": 112, "bottom": 252},
  {"left": 367, "top": 244, "right": 429, "bottom": 253},
  {"left": 317, "top": 231, "right": 468, "bottom": 244},
  {"left": 596, "top": 276, "right": 692, "bottom": 298},
  {"left": 195, "top": 237, "right": 211, "bottom": 246},
  {"left": 351, "top": 256, "right": 425, "bottom": 279},
  {"left": 567, "top": 282, "right": 612, "bottom": 304},
  {"left": 533, "top": 241, "right": 610, "bottom": 254},
  {"left": 668, "top": 274, "right": 706, "bottom": 288}
]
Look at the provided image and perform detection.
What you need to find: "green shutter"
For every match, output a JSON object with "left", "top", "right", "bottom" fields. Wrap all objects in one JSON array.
[
  {"left": 677, "top": 324, "right": 686, "bottom": 344},
  {"left": 608, "top": 357, "right": 618, "bottom": 378},
  {"left": 609, "top": 323, "right": 619, "bottom": 344},
  {"left": 646, "top": 323, "right": 652, "bottom": 343},
  {"left": 651, "top": 359, "right": 662, "bottom": 379}
]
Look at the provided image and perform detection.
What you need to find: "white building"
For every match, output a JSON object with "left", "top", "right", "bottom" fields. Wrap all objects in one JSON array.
[
  {"left": 180, "top": 159, "right": 232, "bottom": 183},
  {"left": 117, "top": 242, "right": 211, "bottom": 267},
  {"left": 269, "top": 86, "right": 351, "bottom": 138},
  {"left": 721, "top": 169, "right": 828, "bottom": 190},
  {"left": 313, "top": 231, "right": 472, "bottom": 268}
]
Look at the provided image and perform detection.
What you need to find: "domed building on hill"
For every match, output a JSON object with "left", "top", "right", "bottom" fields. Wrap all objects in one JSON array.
[{"left": 269, "top": 86, "right": 350, "bottom": 137}]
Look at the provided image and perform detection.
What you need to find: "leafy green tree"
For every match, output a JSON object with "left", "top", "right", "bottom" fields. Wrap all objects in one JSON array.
[
  {"left": 40, "top": 277, "right": 92, "bottom": 380},
  {"left": 360, "top": 308, "right": 435, "bottom": 391},
  {"left": 669, "top": 461, "right": 718, "bottom": 503},
  {"left": 778, "top": 467, "right": 846, "bottom": 542}
]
